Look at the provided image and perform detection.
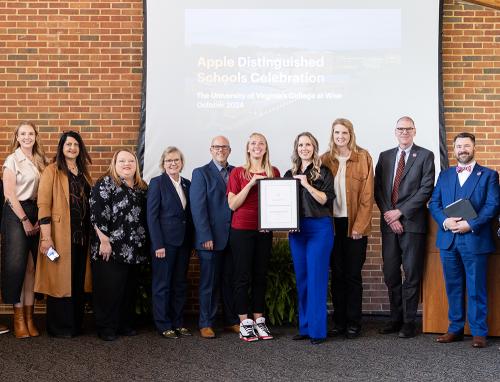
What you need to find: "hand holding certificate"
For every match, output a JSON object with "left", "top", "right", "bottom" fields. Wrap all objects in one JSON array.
[{"left": 258, "top": 178, "right": 299, "bottom": 231}]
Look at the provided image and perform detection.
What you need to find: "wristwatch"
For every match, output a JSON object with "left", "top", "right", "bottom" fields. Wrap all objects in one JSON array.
[{"left": 20, "top": 216, "right": 29, "bottom": 222}]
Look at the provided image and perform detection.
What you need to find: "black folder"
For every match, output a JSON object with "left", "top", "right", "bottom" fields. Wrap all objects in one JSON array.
[{"left": 444, "top": 198, "right": 477, "bottom": 220}]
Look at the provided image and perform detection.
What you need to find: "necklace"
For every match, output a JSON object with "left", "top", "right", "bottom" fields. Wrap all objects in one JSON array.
[{"left": 67, "top": 163, "right": 78, "bottom": 174}]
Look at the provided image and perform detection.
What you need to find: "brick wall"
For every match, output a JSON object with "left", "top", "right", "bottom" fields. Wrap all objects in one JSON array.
[
  {"left": 0, "top": 0, "right": 498, "bottom": 315},
  {"left": 0, "top": 0, "right": 143, "bottom": 172}
]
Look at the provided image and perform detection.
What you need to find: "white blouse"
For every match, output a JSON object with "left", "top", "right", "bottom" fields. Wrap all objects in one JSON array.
[
  {"left": 2, "top": 148, "right": 40, "bottom": 201},
  {"left": 333, "top": 155, "right": 349, "bottom": 218},
  {"left": 169, "top": 175, "right": 187, "bottom": 210}
]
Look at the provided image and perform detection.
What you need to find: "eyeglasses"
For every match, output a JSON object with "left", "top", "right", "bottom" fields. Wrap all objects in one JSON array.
[
  {"left": 164, "top": 159, "right": 181, "bottom": 164},
  {"left": 62, "top": 130, "right": 80, "bottom": 135},
  {"left": 396, "top": 127, "right": 414, "bottom": 133},
  {"left": 211, "top": 145, "right": 230, "bottom": 151}
]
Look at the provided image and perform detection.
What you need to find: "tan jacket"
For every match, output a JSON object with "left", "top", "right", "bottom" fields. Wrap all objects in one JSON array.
[
  {"left": 321, "top": 149, "right": 374, "bottom": 236},
  {"left": 34, "top": 163, "right": 92, "bottom": 297}
]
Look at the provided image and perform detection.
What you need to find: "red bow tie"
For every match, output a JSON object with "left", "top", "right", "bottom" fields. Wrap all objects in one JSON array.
[{"left": 456, "top": 165, "right": 472, "bottom": 173}]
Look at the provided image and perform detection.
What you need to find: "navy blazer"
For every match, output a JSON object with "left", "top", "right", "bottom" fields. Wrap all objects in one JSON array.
[
  {"left": 190, "top": 161, "right": 233, "bottom": 251},
  {"left": 428, "top": 163, "right": 499, "bottom": 254},
  {"left": 147, "top": 172, "right": 193, "bottom": 250},
  {"left": 374, "top": 144, "right": 435, "bottom": 234}
]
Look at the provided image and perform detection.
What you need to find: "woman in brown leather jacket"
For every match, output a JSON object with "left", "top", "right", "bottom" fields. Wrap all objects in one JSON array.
[{"left": 321, "top": 118, "right": 374, "bottom": 339}]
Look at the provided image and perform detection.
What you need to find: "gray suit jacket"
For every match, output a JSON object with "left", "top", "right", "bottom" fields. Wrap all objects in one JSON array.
[{"left": 374, "top": 144, "right": 435, "bottom": 234}]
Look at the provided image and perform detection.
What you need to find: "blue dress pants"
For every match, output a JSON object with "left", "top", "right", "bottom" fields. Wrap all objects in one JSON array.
[
  {"left": 152, "top": 243, "right": 191, "bottom": 332},
  {"left": 440, "top": 234, "right": 489, "bottom": 336},
  {"left": 198, "top": 246, "right": 238, "bottom": 328},
  {"left": 289, "top": 217, "right": 334, "bottom": 339}
]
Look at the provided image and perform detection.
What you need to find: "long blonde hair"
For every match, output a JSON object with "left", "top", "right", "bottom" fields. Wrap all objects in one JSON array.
[
  {"left": 291, "top": 132, "right": 321, "bottom": 182},
  {"left": 11, "top": 121, "right": 48, "bottom": 172},
  {"left": 327, "top": 118, "right": 363, "bottom": 157},
  {"left": 106, "top": 149, "right": 147, "bottom": 190},
  {"left": 243, "top": 132, "right": 275, "bottom": 179}
]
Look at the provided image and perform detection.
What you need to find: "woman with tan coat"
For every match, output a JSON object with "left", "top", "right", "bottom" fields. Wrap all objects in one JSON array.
[
  {"left": 35, "top": 131, "right": 92, "bottom": 338},
  {"left": 321, "top": 118, "right": 374, "bottom": 339}
]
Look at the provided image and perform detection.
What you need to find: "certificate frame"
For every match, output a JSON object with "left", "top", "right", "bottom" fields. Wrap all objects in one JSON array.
[{"left": 258, "top": 178, "right": 300, "bottom": 231}]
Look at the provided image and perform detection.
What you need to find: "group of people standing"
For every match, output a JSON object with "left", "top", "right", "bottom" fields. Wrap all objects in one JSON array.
[
  {"left": 0, "top": 126, "right": 150, "bottom": 340},
  {"left": 0, "top": 117, "right": 498, "bottom": 349}
]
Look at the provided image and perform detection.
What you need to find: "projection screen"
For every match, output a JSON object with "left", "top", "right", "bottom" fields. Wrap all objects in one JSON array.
[{"left": 144, "top": 0, "right": 440, "bottom": 181}]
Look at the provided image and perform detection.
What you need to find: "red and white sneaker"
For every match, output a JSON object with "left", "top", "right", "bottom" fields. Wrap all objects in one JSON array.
[
  {"left": 254, "top": 317, "right": 273, "bottom": 340},
  {"left": 239, "top": 319, "right": 258, "bottom": 342}
]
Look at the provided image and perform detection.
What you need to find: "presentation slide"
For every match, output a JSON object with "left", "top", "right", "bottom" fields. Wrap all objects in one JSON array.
[{"left": 145, "top": 0, "right": 440, "bottom": 181}]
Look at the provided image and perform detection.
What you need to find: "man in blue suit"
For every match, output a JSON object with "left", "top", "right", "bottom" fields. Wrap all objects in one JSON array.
[
  {"left": 190, "top": 136, "right": 239, "bottom": 338},
  {"left": 429, "top": 132, "right": 499, "bottom": 348}
]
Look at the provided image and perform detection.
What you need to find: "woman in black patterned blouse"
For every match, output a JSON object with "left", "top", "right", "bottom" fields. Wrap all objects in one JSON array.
[{"left": 90, "top": 149, "right": 148, "bottom": 341}]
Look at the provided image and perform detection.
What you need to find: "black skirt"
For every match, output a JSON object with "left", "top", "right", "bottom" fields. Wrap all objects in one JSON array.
[{"left": 0, "top": 200, "right": 39, "bottom": 304}]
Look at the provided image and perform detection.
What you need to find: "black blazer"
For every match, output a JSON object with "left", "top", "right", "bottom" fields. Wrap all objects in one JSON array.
[
  {"left": 374, "top": 144, "right": 435, "bottom": 234},
  {"left": 147, "top": 172, "right": 193, "bottom": 250}
]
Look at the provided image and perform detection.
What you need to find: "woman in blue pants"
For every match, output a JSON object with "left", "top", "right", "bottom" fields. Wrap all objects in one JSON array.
[{"left": 285, "top": 132, "right": 335, "bottom": 344}]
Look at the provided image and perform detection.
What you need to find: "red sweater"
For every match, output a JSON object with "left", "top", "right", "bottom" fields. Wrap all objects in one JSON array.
[{"left": 227, "top": 166, "right": 280, "bottom": 230}]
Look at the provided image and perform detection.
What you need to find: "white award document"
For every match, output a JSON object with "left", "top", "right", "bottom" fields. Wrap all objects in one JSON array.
[{"left": 258, "top": 178, "right": 299, "bottom": 230}]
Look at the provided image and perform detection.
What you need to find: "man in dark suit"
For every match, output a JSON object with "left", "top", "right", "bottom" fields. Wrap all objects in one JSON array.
[
  {"left": 429, "top": 132, "right": 499, "bottom": 348},
  {"left": 374, "top": 116, "right": 435, "bottom": 338},
  {"left": 190, "top": 136, "right": 239, "bottom": 338}
]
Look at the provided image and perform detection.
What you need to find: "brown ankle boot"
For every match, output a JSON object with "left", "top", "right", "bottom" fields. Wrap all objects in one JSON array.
[
  {"left": 23, "top": 305, "right": 40, "bottom": 337},
  {"left": 13, "top": 307, "right": 30, "bottom": 339}
]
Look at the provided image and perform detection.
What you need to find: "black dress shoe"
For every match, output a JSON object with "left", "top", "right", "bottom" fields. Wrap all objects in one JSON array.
[
  {"left": 398, "top": 322, "right": 417, "bottom": 338},
  {"left": 292, "top": 334, "right": 310, "bottom": 341},
  {"left": 310, "top": 338, "right": 326, "bottom": 345},
  {"left": 98, "top": 332, "right": 118, "bottom": 341},
  {"left": 378, "top": 321, "right": 403, "bottom": 334},
  {"left": 327, "top": 327, "right": 346, "bottom": 337},
  {"left": 118, "top": 328, "right": 138, "bottom": 337},
  {"left": 346, "top": 326, "right": 361, "bottom": 339},
  {"left": 48, "top": 331, "right": 74, "bottom": 339}
]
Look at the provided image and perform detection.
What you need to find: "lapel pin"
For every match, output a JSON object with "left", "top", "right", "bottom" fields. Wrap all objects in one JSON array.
[
  {"left": 477, "top": 171, "right": 481, "bottom": 176},
  {"left": 412, "top": 153, "right": 417, "bottom": 157}
]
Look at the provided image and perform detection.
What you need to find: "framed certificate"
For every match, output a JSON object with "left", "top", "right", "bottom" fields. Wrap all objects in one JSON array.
[{"left": 258, "top": 178, "right": 300, "bottom": 231}]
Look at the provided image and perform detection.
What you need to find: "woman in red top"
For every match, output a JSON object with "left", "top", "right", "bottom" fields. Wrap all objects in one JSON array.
[{"left": 227, "top": 132, "right": 280, "bottom": 342}]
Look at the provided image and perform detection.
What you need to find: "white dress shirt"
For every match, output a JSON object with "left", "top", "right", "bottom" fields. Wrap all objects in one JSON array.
[
  {"left": 457, "top": 161, "right": 476, "bottom": 187},
  {"left": 392, "top": 145, "right": 413, "bottom": 186},
  {"left": 169, "top": 175, "right": 187, "bottom": 209}
]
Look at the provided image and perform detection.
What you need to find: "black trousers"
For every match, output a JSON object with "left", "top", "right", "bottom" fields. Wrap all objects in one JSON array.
[
  {"left": 92, "top": 260, "right": 138, "bottom": 336},
  {"left": 1, "top": 201, "right": 39, "bottom": 304},
  {"left": 382, "top": 231, "right": 425, "bottom": 323},
  {"left": 221, "top": 245, "right": 238, "bottom": 325},
  {"left": 46, "top": 243, "right": 87, "bottom": 337},
  {"left": 230, "top": 228, "right": 272, "bottom": 316},
  {"left": 331, "top": 217, "right": 367, "bottom": 329}
]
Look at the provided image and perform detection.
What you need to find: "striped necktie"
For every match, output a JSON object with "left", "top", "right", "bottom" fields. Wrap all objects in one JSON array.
[{"left": 391, "top": 151, "right": 406, "bottom": 208}]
